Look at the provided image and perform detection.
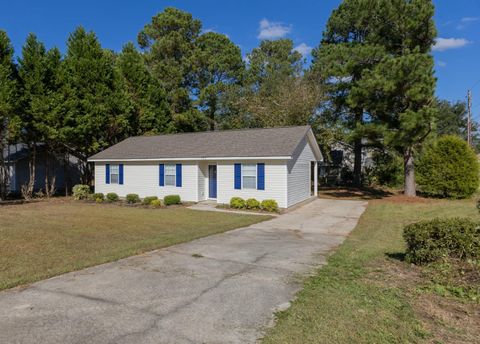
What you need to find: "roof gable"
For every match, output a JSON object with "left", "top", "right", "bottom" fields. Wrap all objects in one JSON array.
[{"left": 88, "top": 126, "right": 316, "bottom": 161}]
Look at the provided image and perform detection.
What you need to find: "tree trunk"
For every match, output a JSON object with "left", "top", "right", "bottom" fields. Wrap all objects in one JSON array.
[
  {"left": 353, "top": 137, "right": 362, "bottom": 187},
  {"left": 22, "top": 144, "right": 37, "bottom": 199},
  {"left": 404, "top": 149, "right": 416, "bottom": 197},
  {"left": 352, "top": 109, "right": 363, "bottom": 187}
]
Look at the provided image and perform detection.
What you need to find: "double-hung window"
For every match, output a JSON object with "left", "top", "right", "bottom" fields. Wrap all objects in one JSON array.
[
  {"left": 164, "top": 164, "right": 176, "bottom": 186},
  {"left": 242, "top": 164, "right": 257, "bottom": 189},
  {"left": 110, "top": 164, "right": 119, "bottom": 184}
]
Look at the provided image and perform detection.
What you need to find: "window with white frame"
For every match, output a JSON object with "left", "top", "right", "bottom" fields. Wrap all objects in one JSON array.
[
  {"left": 110, "top": 164, "right": 119, "bottom": 184},
  {"left": 164, "top": 164, "right": 176, "bottom": 186},
  {"left": 242, "top": 164, "right": 256, "bottom": 189}
]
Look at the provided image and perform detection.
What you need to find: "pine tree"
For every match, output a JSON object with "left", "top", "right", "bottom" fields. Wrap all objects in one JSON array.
[{"left": 0, "top": 30, "right": 18, "bottom": 199}]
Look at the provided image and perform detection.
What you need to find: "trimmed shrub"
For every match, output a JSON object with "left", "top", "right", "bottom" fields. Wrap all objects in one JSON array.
[
  {"left": 261, "top": 199, "right": 279, "bottom": 212},
  {"left": 126, "top": 193, "right": 140, "bottom": 204},
  {"left": 72, "top": 184, "right": 90, "bottom": 200},
  {"left": 164, "top": 194, "right": 181, "bottom": 206},
  {"left": 245, "top": 198, "right": 260, "bottom": 210},
  {"left": 142, "top": 196, "right": 158, "bottom": 205},
  {"left": 106, "top": 192, "right": 119, "bottom": 202},
  {"left": 150, "top": 199, "right": 162, "bottom": 208},
  {"left": 230, "top": 197, "right": 245, "bottom": 209},
  {"left": 416, "top": 136, "right": 480, "bottom": 198},
  {"left": 92, "top": 193, "right": 104, "bottom": 202},
  {"left": 403, "top": 218, "right": 480, "bottom": 264},
  {"left": 95, "top": 197, "right": 104, "bottom": 203}
]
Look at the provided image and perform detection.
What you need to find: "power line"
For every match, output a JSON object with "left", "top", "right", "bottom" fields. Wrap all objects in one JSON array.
[{"left": 470, "top": 78, "right": 480, "bottom": 91}]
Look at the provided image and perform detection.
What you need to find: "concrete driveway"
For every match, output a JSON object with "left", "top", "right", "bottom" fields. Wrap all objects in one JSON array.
[{"left": 0, "top": 199, "right": 366, "bottom": 344}]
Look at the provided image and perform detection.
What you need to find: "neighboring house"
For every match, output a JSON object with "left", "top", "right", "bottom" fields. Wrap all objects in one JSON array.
[
  {"left": 3, "top": 144, "right": 81, "bottom": 194},
  {"left": 88, "top": 126, "right": 323, "bottom": 208},
  {"left": 319, "top": 140, "right": 374, "bottom": 184}
]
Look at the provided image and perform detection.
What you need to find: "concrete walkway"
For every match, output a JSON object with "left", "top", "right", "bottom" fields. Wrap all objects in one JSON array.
[{"left": 0, "top": 199, "right": 367, "bottom": 344}]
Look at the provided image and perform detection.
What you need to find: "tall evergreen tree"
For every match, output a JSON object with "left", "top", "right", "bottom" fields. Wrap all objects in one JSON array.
[
  {"left": 116, "top": 42, "right": 171, "bottom": 135},
  {"left": 0, "top": 30, "right": 18, "bottom": 199},
  {"left": 138, "top": 7, "right": 201, "bottom": 116},
  {"left": 354, "top": 0, "right": 437, "bottom": 196},
  {"left": 311, "top": 0, "right": 387, "bottom": 186},
  {"left": 57, "top": 27, "right": 129, "bottom": 183},
  {"left": 17, "top": 34, "right": 62, "bottom": 196},
  {"left": 190, "top": 32, "right": 244, "bottom": 130}
]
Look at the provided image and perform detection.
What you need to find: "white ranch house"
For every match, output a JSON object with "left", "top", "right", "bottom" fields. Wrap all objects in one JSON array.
[{"left": 88, "top": 126, "right": 322, "bottom": 209}]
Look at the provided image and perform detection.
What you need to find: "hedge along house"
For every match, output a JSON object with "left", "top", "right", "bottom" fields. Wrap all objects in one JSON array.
[{"left": 88, "top": 126, "right": 322, "bottom": 209}]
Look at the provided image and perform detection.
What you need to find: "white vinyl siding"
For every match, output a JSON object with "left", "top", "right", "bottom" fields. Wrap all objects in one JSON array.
[
  {"left": 95, "top": 161, "right": 198, "bottom": 201},
  {"left": 216, "top": 160, "right": 287, "bottom": 208},
  {"left": 198, "top": 162, "right": 207, "bottom": 201},
  {"left": 287, "top": 137, "right": 316, "bottom": 207}
]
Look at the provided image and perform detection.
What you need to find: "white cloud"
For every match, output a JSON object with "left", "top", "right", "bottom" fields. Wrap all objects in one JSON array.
[
  {"left": 461, "top": 17, "right": 479, "bottom": 23},
  {"left": 432, "top": 37, "right": 471, "bottom": 51},
  {"left": 294, "top": 43, "right": 313, "bottom": 56},
  {"left": 457, "top": 17, "right": 479, "bottom": 30},
  {"left": 437, "top": 60, "right": 447, "bottom": 67},
  {"left": 257, "top": 19, "right": 291, "bottom": 39}
]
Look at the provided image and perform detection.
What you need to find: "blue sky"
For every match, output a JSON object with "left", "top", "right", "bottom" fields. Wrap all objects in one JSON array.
[{"left": 2, "top": 0, "right": 479, "bottom": 118}]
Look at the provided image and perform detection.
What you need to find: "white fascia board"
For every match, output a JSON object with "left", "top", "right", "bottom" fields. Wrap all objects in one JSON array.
[{"left": 88, "top": 156, "right": 292, "bottom": 162}]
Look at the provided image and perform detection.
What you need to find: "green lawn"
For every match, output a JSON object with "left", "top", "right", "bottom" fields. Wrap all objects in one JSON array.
[
  {"left": 262, "top": 196, "right": 480, "bottom": 344},
  {"left": 0, "top": 199, "right": 269, "bottom": 291}
]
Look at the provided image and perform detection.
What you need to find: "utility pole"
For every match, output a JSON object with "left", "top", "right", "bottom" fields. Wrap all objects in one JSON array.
[{"left": 467, "top": 89, "right": 472, "bottom": 147}]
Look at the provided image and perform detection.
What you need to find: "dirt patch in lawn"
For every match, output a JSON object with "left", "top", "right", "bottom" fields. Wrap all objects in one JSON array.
[{"left": 366, "top": 258, "right": 480, "bottom": 343}]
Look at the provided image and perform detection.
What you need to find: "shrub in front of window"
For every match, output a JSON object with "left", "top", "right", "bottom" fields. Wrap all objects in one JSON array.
[
  {"left": 416, "top": 135, "right": 480, "bottom": 199},
  {"left": 261, "top": 199, "right": 279, "bottom": 212},
  {"left": 142, "top": 196, "right": 159, "bottom": 205},
  {"left": 245, "top": 198, "right": 260, "bottom": 210},
  {"left": 403, "top": 218, "right": 480, "bottom": 264},
  {"left": 150, "top": 199, "right": 162, "bottom": 208},
  {"left": 106, "top": 192, "right": 119, "bottom": 202},
  {"left": 92, "top": 193, "right": 104, "bottom": 202},
  {"left": 126, "top": 193, "right": 140, "bottom": 204},
  {"left": 164, "top": 194, "right": 181, "bottom": 206},
  {"left": 230, "top": 197, "right": 245, "bottom": 209},
  {"left": 72, "top": 184, "right": 90, "bottom": 200}
]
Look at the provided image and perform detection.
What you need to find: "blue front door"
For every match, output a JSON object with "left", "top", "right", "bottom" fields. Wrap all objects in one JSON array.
[{"left": 208, "top": 165, "right": 217, "bottom": 199}]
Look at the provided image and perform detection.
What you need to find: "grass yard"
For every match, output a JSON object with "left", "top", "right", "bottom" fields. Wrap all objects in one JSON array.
[
  {"left": 0, "top": 198, "right": 270, "bottom": 291},
  {"left": 263, "top": 194, "right": 480, "bottom": 344}
]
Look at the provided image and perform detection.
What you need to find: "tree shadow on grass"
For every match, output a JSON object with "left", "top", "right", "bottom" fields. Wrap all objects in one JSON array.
[
  {"left": 318, "top": 186, "right": 394, "bottom": 200},
  {"left": 385, "top": 252, "right": 406, "bottom": 262}
]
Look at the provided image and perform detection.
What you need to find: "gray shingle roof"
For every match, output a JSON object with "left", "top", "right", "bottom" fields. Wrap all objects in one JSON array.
[{"left": 88, "top": 125, "right": 312, "bottom": 160}]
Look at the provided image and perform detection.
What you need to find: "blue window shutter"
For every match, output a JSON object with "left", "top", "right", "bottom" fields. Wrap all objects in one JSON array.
[
  {"left": 176, "top": 164, "right": 182, "bottom": 187},
  {"left": 119, "top": 164, "right": 124, "bottom": 185},
  {"left": 159, "top": 164, "right": 164, "bottom": 186},
  {"left": 234, "top": 163, "right": 241, "bottom": 189},
  {"left": 105, "top": 164, "right": 110, "bottom": 184},
  {"left": 257, "top": 163, "right": 265, "bottom": 190}
]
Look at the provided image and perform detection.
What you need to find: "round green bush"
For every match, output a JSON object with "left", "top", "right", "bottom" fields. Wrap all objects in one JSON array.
[
  {"left": 142, "top": 196, "right": 158, "bottom": 205},
  {"left": 164, "top": 194, "right": 181, "bottom": 206},
  {"left": 261, "top": 199, "right": 279, "bottom": 212},
  {"left": 92, "top": 193, "right": 104, "bottom": 202},
  {"left": 403, "top": 217, "right": 480, "bottom": 264},
  {"left": 72, "top": 184, "right": 90, "bottom": 200},
  {"left": 230, "top": 197, "right": 245, "bottom": 209},
  {"left": 245, "top": 198, "right": 260, "bottom": 210},
  {"left": 416, "top": 136, "right": 479, "bottom": 199},
  {"left": 150, "top": 199, "right": 162, "bottom": 208},
  {"left": 106, "top": 192, "right": 119, "bottom": 202},
  {"left": 126, "top": 193, "right": 140, "bottom": 204}
]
